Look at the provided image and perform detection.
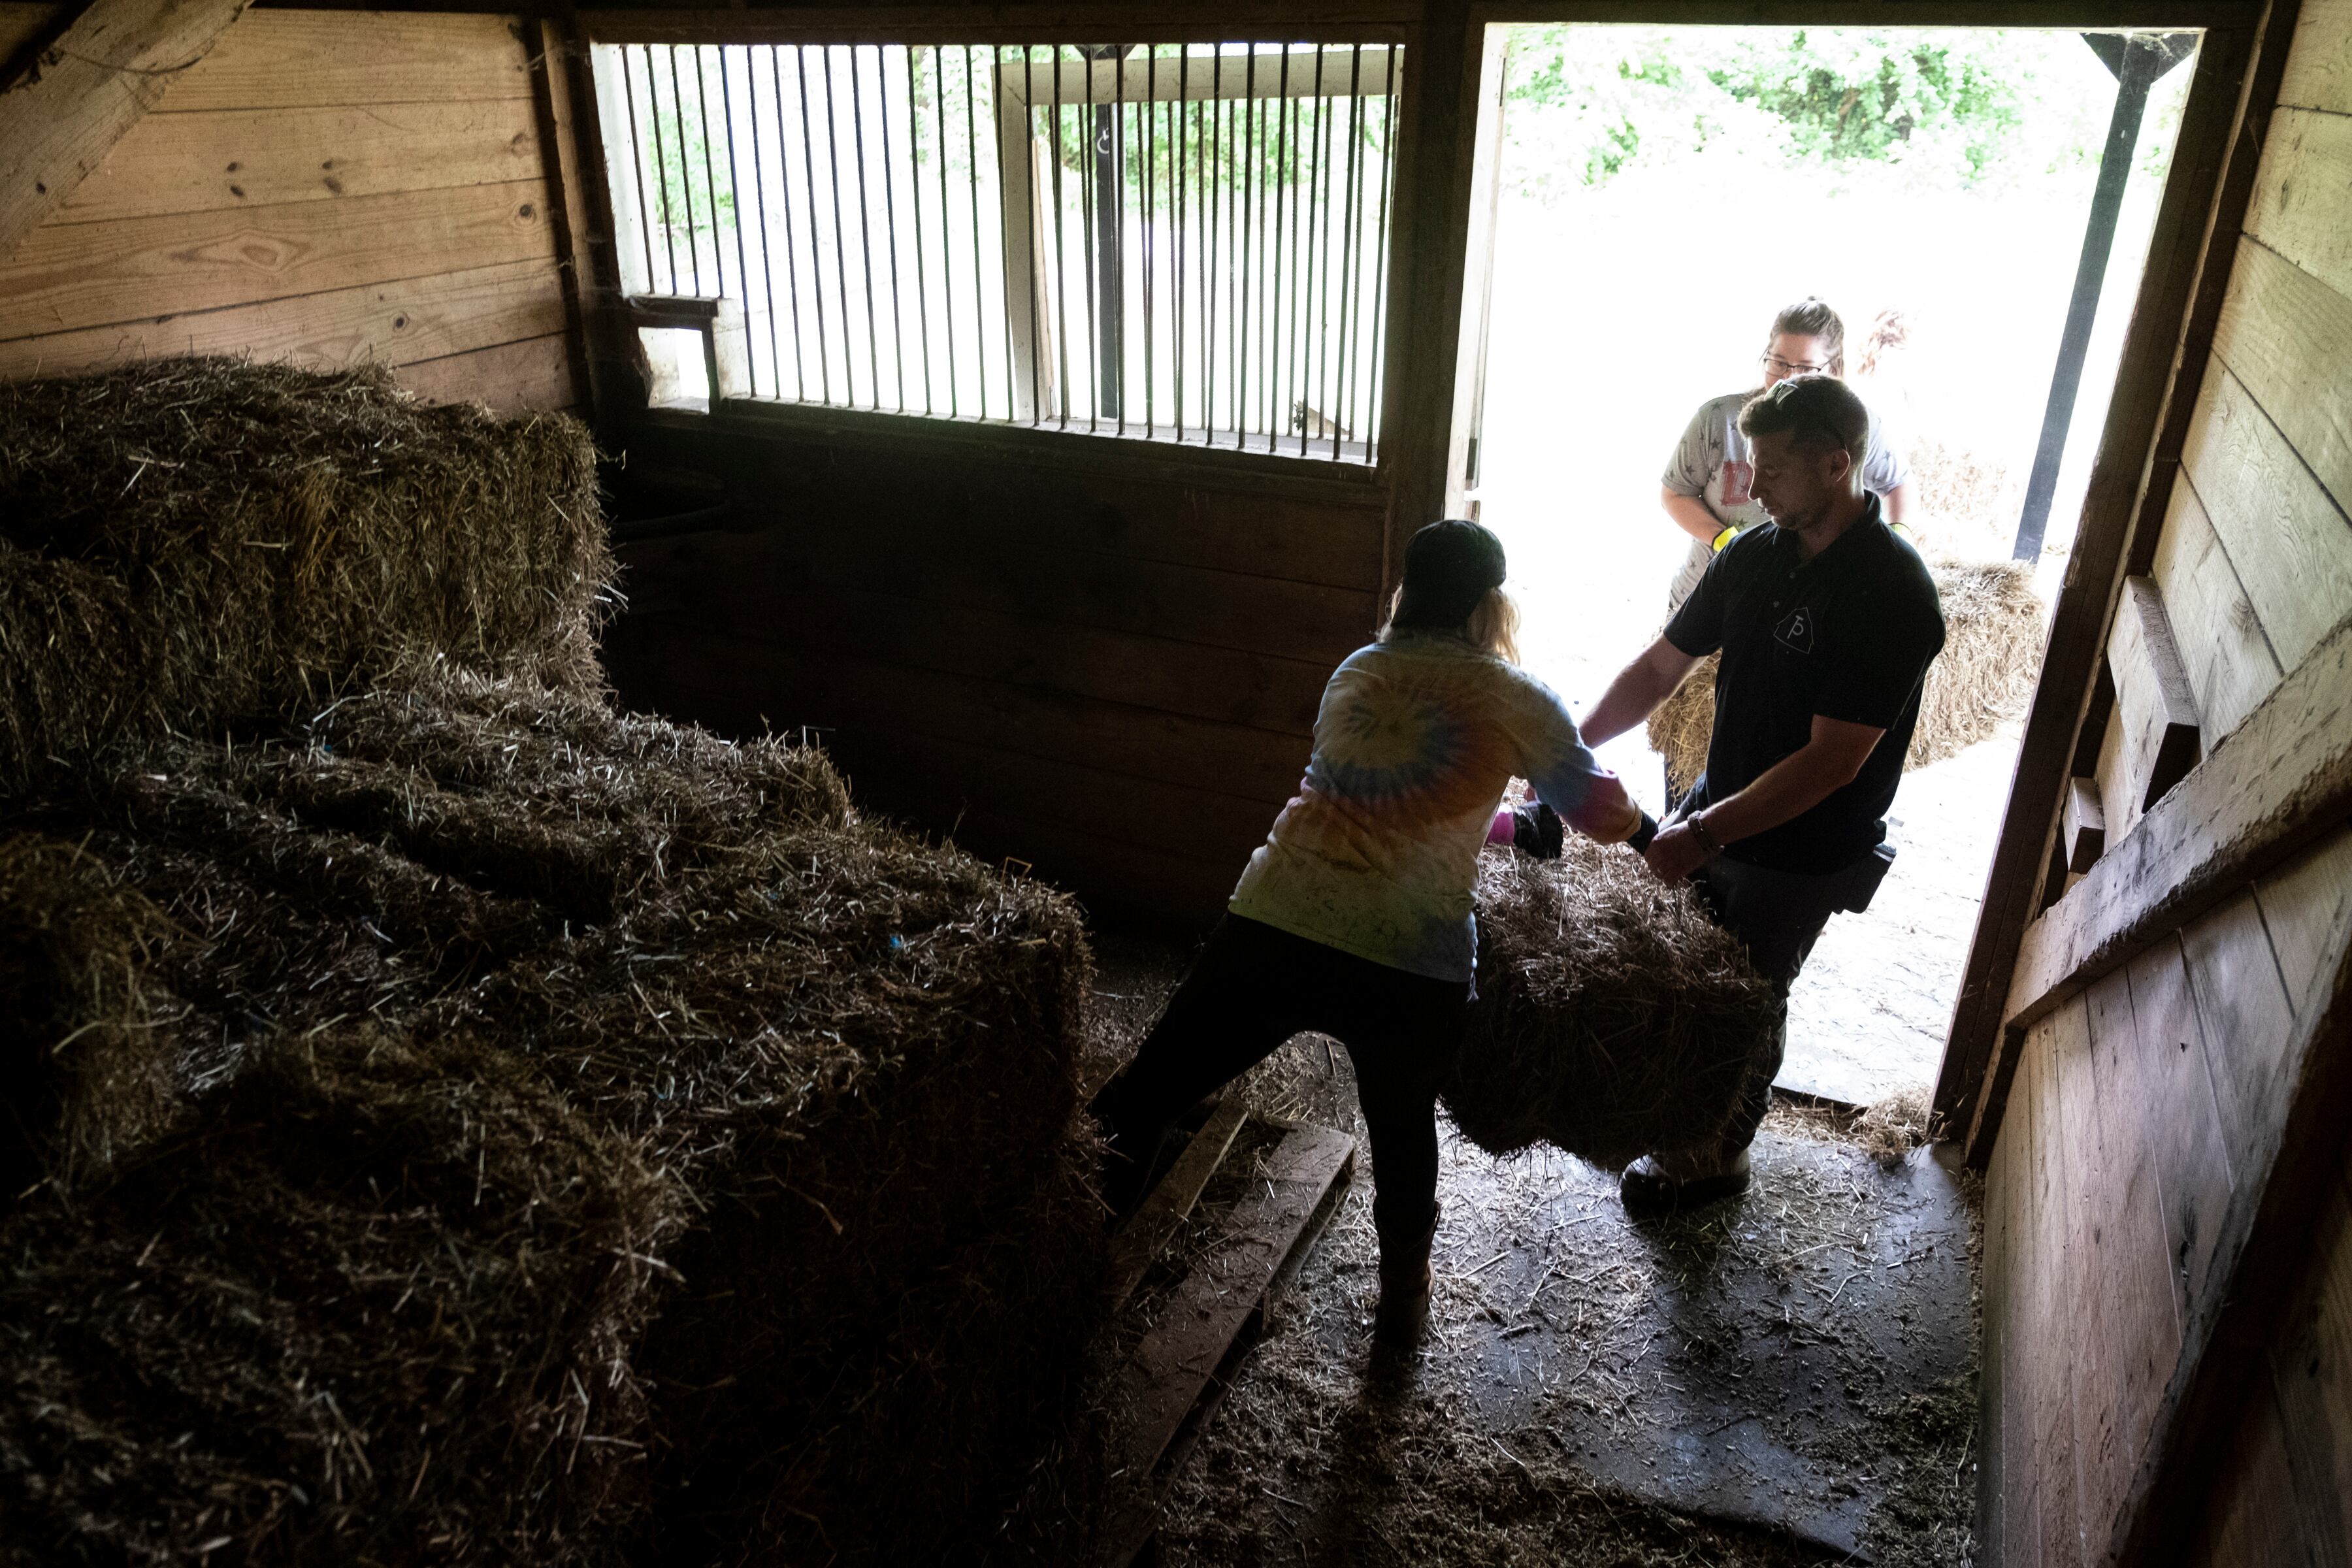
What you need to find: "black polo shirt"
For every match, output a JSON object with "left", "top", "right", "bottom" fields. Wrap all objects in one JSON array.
[{"left": 1663, "top": 496, "right": 1945, "bottom": 874}]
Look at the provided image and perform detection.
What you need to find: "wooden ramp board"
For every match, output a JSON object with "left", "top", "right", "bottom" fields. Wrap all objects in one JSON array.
[
  {"left": 1108, "top": 1095, "right": 1251, "bottom": 1311},
  {"left": 1103, "top": 1119, "right": 1355, "bottom": 1567}
]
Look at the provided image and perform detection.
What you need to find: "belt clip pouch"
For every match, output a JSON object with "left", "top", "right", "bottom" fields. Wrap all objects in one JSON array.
[{"left": 1834, "top": 842, "right": 1899, "bottom": 913}]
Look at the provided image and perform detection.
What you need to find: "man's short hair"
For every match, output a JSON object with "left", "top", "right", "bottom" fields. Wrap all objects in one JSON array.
[{"left": 1737, "top": 374, "right": 1869, "bottom": 465}]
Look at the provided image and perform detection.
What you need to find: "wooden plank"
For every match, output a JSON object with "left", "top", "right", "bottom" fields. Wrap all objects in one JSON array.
[
  {"left": 2253, "top": 823, "right": 2352, "bottom": 1022},
  {"left": 529, "top": 16, "right": 595, "bottom": 423},
  {"left": 2083, "top": 968, "right": 2186, "bottom": 1526},
  {"left": 1109, "top": 1097, "right": 1251, "bottom": 1310},
  {"left": 2053, "top": 990, "right": 2109, "bottom": 1563},
  {"left": 585, "top": 3, "right": 1420, "bottom": 47},
  {"left": 2149, "top": 475, "right": 2283, "bottom": 744},
  {"left": 1991, "top": 1035, "right": 2042, "bottom": 1564},
  {"left": 2000, "top": 612, "right": 2352, "bottom": 1038},
  {"left": 2033, "top": 1003, "right": 2086, "bottom": 1568},
  {"left": 0, "top": 256, "right": 566, "bottom": 382},
  {"left": 612, "top": 627, "right": 1308, "bottom": 808},
  {"left": 2181, "top": 890, "right": 2298, "bottom": 1181},
  {"left": 2187, "top": 1375, "right": 2313, "bottom": 1565},
  {"left": 0, "top": 0, "right": 253, "bottom": 259},
  {"left": 2181, "top": 368, "right": 2352, "bottom": 675},
  {"left": 2123, "top": 934, "right": 2240, "bottom": 1325},
  {"left": 619, "top": 531, "right": 1329, "bottom": 737},
  {"left": 2244, "top": 105, "right": 2352, "bottom": 302},
  {"left": 55, "top": 99, "right": 542, "bottom": 225},
  {"left": 2065, "top": 777, "right": 2108, "bottom": 874},
  {"left": 1940, "top": 14, "right": 2279, "bottom": 1149},
  {"left": 2102, "top": 575, "right": 2204, "bottom": 829},
  {"left": 1978, "top": 1076, "right": 2019, "bottom": 1563},
  {"left": 636, "top": 416, "right": 1390, "bottom": 592},
  {"left": 396, "top": 333, "right": 575, "bottom": 414},
  {"left": 2266, "top": 1154, "right": 2352, "bottom": 1562},
  {"left": 1108, "top": 1122, "right": 1354, "bottom": 1556},
  {"left": 0, "top": 178, "right": 553, "bottom": 341},
  {"left": 2276, "top": 0, "right": 2352, "bottom": 111},
  {"left": 2212, "top": 237, "right": 2352, "bottom": 531},
  {"left": 163, "top": 8, "right": 534, "bottom": 112}
]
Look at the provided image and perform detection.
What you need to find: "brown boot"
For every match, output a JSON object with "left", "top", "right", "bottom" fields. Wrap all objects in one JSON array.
[{"left": 1372, "top": 1204, "right": 1439, "bottom": 1349}]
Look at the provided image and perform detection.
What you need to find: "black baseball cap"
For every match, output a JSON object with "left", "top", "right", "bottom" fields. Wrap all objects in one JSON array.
[{"left": 1395, "top": 518, "right": 1507, "bottom": 629}]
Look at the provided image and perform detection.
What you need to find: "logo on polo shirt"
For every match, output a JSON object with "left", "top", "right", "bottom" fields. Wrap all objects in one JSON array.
[{"left": 1775, "top": 606, "right": 1816, "bottom": 653}]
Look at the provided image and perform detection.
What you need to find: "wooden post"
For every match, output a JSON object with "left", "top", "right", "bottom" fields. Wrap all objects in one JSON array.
[{"left": 0, "top": 0, "right": 252, "bottom": 261}]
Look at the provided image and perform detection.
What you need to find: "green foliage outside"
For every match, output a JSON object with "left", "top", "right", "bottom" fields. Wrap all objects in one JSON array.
[{"left": 1504, "top": 27, "right": 2185, "bottom": 197}]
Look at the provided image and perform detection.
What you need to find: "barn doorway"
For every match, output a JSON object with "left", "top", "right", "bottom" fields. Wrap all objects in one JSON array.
[{"left": 1452, "top": 22, "right": 2198, "bottom": 1105}]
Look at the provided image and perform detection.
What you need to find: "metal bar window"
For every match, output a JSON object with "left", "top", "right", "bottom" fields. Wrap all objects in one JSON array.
[{"left": 595, "top": 40, "right": 1403, "bottom": 465}]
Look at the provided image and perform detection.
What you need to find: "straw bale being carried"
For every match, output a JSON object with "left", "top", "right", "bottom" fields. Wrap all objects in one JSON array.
[
  {"left": 1443, "top": 841, "right": 1781, "bottom": 1171},
  {"left": 1648, "top": 557, "right": 2045, "bottom": 794},
  {"left": 0, "top": 359, "right": 609, "bottom": 794}
]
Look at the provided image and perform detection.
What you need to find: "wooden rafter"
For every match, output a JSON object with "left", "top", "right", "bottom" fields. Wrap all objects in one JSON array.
[{"left": 0, "top": 0, "right": 252, "bottom": 262}]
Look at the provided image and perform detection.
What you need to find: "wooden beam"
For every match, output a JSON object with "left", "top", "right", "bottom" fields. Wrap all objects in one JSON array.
[
  {"left": 584, "top": 6, "right": 1418, "bottom": 47},
  {"left": 1107, "top": 1096, "right": 1250, "bottom": 1309},
  {"left": 1943, "top": 1, "right": 2295, "bottom": 1162},
  {"left": 2065, "top": 777, "right": 2108, "bottom": 874},
  {"left": 2106, "top": 574, "right": 2204, "bottom": 816},
  {"left": 2001, "top": 610, "right": 2352, "bottom": 1042},
  {"left": 0, "top": 0, "right": 252, "bottom": 261}
]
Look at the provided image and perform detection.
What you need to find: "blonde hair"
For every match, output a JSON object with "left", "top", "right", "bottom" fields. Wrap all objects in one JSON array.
[{"left": 1380, "top": 583, "right": 1520, "bottom": 664}]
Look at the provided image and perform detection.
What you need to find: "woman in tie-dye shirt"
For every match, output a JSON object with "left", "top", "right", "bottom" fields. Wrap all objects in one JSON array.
[{"left": 1090, "top": 519, "right": 1638, "bottom": 1352}]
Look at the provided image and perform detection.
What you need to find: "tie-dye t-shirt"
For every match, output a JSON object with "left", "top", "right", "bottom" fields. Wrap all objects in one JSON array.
[{"left": 1228, "top": 633, "right": 1641, "bottom": 983}]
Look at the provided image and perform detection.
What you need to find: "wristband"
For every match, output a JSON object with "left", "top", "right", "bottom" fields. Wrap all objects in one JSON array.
[
  {"left": 1686, "top": 810, "right": 1727, "bottom": 860},
  {"left": 1710, "top": 525, "right": 1738, "bottom": 554}
]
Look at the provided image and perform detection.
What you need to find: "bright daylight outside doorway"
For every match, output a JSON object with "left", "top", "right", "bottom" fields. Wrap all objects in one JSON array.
[{"left": 1467, "top": 24, "right": 2195, "bottom": 1105}]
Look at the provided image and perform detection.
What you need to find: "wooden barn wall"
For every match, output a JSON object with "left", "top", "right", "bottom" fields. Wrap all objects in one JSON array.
[
  {"left": 1977, "top": 0, "right": 2352, "bottom": 1560},
  {"left": 0, "top": 5, "right": 584, "bottom": 413},
  {"left": 606, "top": 416, "right": 1384, "bottom": 928}
]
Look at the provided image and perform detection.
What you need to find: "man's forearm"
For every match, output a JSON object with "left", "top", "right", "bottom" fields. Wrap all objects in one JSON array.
[{"left": 1695, "top": 743, "right": 1857, "bottom": 844}]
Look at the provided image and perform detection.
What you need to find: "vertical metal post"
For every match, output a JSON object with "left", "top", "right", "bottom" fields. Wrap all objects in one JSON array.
[
  {"left": 1083, "top": 45, "right": 1130, "bottom": 423},
  {"left": 2013, "top": 31, "right": 2197, "bottom": 561}
]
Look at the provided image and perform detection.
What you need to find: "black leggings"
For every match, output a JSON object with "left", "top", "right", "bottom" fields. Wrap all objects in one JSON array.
[{"left": 1089, "top": 915, "right": 1469, "bottom": 1242}]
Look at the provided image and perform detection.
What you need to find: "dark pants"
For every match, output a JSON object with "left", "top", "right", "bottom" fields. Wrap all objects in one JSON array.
[
  {"left": 1089, "top": 915, "right": 1469, "bottom": 1242},
  {"left": 1688, "top": 856, "right": 1848, "bottom": 1151}
]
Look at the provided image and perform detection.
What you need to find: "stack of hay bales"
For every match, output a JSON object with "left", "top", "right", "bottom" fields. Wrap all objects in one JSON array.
[
  {"left": 1648, "top": 557, "right": 2046, "bottom": 796},
  {"left": 0, "top": 361, "right": 1104, "bottom": 1565},
  {"left": 1445, "top": 841, "right": 1781, "bottom": 1170}
]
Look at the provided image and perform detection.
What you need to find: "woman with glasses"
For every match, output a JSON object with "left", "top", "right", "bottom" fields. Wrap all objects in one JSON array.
[{"left": 1658, "top": 298, "right": 1913, "bottom": 614}]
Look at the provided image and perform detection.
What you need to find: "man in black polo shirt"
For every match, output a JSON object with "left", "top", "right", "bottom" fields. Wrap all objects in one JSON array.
[{"left": 1577, "top": 374, "right": 1945, "bottom": 1215}]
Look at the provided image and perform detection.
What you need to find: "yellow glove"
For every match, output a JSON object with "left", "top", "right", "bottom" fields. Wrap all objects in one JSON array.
[{"left": 1710, "top": 525, "right": 1739, "bottom": 554}]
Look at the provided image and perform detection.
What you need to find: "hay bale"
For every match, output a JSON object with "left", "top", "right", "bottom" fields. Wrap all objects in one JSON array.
[
  {"left": 1443, "top": 842, "right": 1781, "bottom": 1170},
  {"left": 0, "top": 834, "right": 174, "bottom": 1197},
  {"left": 0, "top": 359, "right": 610, "bottom": 794},
  {"left": 1646, "top": 558, "right": 2044, "bottom": 792},
  {"left": 7, "top": 686, "right": 1102, "bottom": 1563},
  {"left": 0, "top": 1026, "right": 677, "bottom": 1565}
]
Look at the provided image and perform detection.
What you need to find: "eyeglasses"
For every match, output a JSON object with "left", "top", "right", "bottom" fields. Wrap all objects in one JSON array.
[{"left": 1761, "top": 353, "right": 1831, "bottom": 378}]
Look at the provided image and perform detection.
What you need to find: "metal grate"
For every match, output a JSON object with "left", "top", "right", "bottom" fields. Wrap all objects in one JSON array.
[{"left": 593, "top": 41, "right": 1404, "bottom": 463}]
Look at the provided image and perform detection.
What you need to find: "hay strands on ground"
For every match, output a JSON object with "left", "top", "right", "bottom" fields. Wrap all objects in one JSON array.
[{"left": 1100, "top": 1112, "right": 1356, "bottom": 1568}]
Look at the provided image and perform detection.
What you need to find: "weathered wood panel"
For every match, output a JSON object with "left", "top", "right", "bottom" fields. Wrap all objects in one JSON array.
[
  {"left": 2097, "top": 576, "right": 2202, "bottom": 841},
  {"left": 2266, "top": 1158, "right": 2352, "bottom": 1560},
  {"left": 2149, "top": 478, "right": 2283, "bottom": 743},
  {"left": 2253, "top": 826, "right": 2352, "bottom": 1020},
  {"left": 2123, "top": 936, "right": 2238, "bottom": 1324},
  {"left": 2212, "top": 237, "right": 2352, "bottom": 529},
  {"left": 59, "top": 100, "right": 543, "bottom": 225},
  {"left": 397, "top": 332, "right": 578, "bottom": 413},
  {"left": 0, "top": 257, "right": 566, "bottom": 382},
  {"left": 2186, "top": 1373, "right": 2313, "bottom": 1565},
  {"left": 2034, "top": 1001, "right": 2087, "bottom": 1568},
  {"left": 2276, "top": 0, "right": 2352, "bottom": 108},
  {"left": 0, "top": 3, "right": 61, "bottom": 59},
  {"left": 161, "top": 8, "right": 535, "bottom": 111},
  {"left": 2181, "top": 892, "right": 2300, "bottom": 1196},
  {"left": 2243, "top": 105, "right": 2352, "bottom": 302},
  {"left": 0, "top": 180, "right": 553, "bottom": 341},
  {"left": 2178, "top": 367, "right": 2352, "bottom": 674}
]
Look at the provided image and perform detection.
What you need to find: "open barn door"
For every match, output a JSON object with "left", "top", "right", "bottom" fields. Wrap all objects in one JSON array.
[{"left": 1444, "top": 27, "right": 1509, "bottom": 521}]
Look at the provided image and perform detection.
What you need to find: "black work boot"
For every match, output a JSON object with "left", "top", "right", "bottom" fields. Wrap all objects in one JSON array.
[{"left": 1619, "top": 1147, "right": 1753, "bottom": 1219}]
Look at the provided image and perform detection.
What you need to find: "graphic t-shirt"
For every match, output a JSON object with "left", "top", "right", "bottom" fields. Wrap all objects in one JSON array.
[
  {"left": 1661, "top": 388, "right": 1910, "bottom": 610},
  {"left": 1228, "top": 634, "right": 1640, "bottom": 983}
]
